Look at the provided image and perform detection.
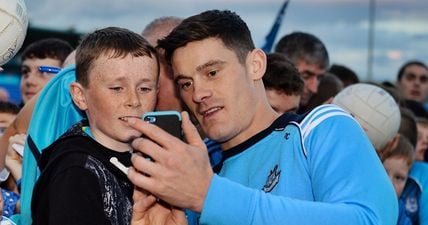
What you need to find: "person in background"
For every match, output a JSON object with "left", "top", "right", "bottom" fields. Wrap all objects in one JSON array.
[
  {"left": 263, "top": 52, "right": 304, "bottom": 114},
  {"left": 396, "top": 61, "right": 428, "bottom": 118},
  {"left": 274, "top": 31, "right": 329, "bottom": 114},
  {"left": 382, "top": 135, "right": 415, "bottom": 225},
  {"left": 304, "top": 72, "right": 343, "bottom": 112},
  {"left": 328, "top": 64, "right": 359, "bottom": 87},
  {"left": 19, "top": 38, "right": 73, "bottom": 106},
  {"left": 0, "top": 102, "right": 20, "bottom": 218},
  {"left": 142, "top": 16, "right": 184, "bottom": 112}
]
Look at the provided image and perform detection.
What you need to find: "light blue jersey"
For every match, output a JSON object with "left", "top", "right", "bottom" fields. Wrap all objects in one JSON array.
[
  {"left": 408, "top": 161, "right": 428, "bottom": 225},
  {"left": 198, "top": 104, "right": 398, "bottom": 225}
]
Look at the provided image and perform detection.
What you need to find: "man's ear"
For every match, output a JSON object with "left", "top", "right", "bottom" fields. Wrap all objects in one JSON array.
[
  {"left": 70, "top": 82, "right": 88, "bottom": 110},
  {"left": 247, "top": 48, "right": 267, "bottom": 81}
]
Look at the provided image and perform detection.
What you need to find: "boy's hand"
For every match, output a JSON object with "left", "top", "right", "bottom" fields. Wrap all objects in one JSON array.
[
  {"left": 127, "top": 111, "right": 213, "bottom": 212},
  {"left": 131, "top": 187, "right": 187, "bottom": 225}
]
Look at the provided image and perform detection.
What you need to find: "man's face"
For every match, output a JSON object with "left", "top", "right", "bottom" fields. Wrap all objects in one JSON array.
[
  {"left": 73, "top": 53, "right": 158, "bottom": 151},
  {"left": 20, "top": 58, "right": 62, "bottom": 104},
  {"left": 295, "top": 60, "right": 325, "bottom": 107},
  {"left": 171, "top": 37, "right": 265, "bottom": 149},
  {"left": 265, "top": 89, "right": 300, "bottom": 114},
  {"left": 383, "top": 156, "right": 410, "bottom": 197},
  {"left": 397, "top": 64, "right": 428, "bottom": 103}
]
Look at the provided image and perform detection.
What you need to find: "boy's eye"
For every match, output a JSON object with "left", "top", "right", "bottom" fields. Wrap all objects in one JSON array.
[
  {"left": 110, "top": 87, "right": 123, "bottom": 91},
  {"left": 138, "top": 86, "right": 152, "bottom": 93}
]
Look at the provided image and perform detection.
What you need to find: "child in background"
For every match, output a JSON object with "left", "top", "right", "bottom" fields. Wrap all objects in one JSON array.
[{"left": 382, "top": 135, "right": 415, "bottom": 225}]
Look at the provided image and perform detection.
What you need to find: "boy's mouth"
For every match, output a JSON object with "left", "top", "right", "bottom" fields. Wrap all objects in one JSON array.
[{"left": 118, "top": 116, "right": 141, "bottom": 121}]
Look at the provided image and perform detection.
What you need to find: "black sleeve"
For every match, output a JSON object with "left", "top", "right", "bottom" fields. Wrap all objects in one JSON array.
[{"left": 47, "top": 166, "right": 110, "bottom": 225}]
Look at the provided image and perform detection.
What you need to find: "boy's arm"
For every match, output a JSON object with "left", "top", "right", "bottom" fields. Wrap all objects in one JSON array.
[{"left": 199, "top": 109, "right": 398, "bottom": 225}]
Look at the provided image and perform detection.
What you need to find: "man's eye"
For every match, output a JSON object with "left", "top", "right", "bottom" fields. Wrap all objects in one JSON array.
[
  {"left": 208, "top": 70, "right": 218, "bottom": 77},
  {"left": 179, "top": 81, "right": 193, "bottom": 90}
]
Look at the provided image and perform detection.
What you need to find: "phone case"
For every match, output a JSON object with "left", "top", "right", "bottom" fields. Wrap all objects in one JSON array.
[{"left": 142, "top": 111, "right": 182, "bottom": 139}]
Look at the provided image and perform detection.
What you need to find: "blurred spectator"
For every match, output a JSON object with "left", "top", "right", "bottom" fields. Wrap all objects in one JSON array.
[
  {"left": 396, "top": 60, "right": 428, "bottom": 118},
  {"left": 19, "top": 38, "right": 73, "bottom": 106},
  {"left": 328, "top": 64, "right": 359, "bottom": 87},
  {"left": 275, "top": 31, "right": 329, "bottom": 114},
  {"left": 0, "top": 88, "right": 10, "bottom": 102},
  {"left": 305, "top": 72, "right": 343, "bottom": 112},
  {"left": 263, "top": 53, "right": 304, "bottom": 114}
]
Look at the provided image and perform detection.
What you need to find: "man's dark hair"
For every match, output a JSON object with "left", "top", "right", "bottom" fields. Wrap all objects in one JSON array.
[
  {"left": 263, "top": 53, "right": 304, "bottom": 96},
  {"left": 21, "top": 38, "right": 73, "bottom": 62},
  {"left": 158, "top": 10, "right": 256, "bottom": 65},
  {"left": 396, "top": 60, "right": 428, "bottom": 81},
  {"left": 274, "top": 31, "right": 329, "bottom": 69},
  {"left": 76, "top": 27, "right": 159, "bottom": 87}
]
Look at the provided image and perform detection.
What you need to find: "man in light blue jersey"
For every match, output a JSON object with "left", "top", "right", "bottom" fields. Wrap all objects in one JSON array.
[{"left": 126, "top": 10, "right": 398, "bottom": 225}]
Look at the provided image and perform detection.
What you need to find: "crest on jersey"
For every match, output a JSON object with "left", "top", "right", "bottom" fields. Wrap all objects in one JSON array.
[{"left": 262, "top": 165, "right": 281, "bottom": 192}]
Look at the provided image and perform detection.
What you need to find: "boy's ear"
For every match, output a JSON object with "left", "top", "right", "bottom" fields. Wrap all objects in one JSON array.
[
  {"left": 70, "top": 82, "right": 88, "bottom": 110},
  {"left": 247, "top": 48, "right": 267, "bottom": 81}
]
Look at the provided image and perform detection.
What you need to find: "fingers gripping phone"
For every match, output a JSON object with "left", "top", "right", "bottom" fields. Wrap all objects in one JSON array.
[{"left": 142, "top": 111, "right": 183, "bottom": 140}]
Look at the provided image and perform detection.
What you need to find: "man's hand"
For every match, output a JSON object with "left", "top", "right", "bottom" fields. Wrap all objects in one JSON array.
[
  {"left": 127, "top": 111, "right": 213, "bottom": 212},
  {"left": 131, "top": 187, "right": 187, "bottom": 225}
]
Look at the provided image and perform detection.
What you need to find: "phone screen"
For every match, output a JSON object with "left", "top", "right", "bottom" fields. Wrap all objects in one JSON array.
[{"left": 142, "top": 111, "right": 182, "bottom": 140}]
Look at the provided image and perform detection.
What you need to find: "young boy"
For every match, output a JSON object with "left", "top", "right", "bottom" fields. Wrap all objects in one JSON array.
[
  {"left": 31, "top": 27, "right": 159, "bottom": 225},
  {"left": 19, "top": 38, "right": 73, "bottom": 106},
  {"left": 382, "top": 135, "right": 415, "bottom": 225}
]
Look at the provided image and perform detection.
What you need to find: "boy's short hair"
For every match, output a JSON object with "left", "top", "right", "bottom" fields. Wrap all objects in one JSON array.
[
  {"left": 76, "top": 27, "right": 159, "bottom": 87},
  {"left": 21, "top": 38, "right": 73, "bottom": 62},
  {"left": 0, "top": 101, "right": 20, "bottom": 115},
  {"left": 382, "top": 135, "right": 415, "bottom": 166},
  {"left": 274, "top": 32, "right": 329, "bottom": 69},
  {"left": 263, "top": 53, "right": 304, "bottom": 96},
  {"left": 158, "top": 10, "right": 256, "bottom": 65}
]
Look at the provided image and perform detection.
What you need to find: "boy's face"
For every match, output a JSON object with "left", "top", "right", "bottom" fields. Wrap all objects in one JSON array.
[
  {"left": 20, "top": 58, "right": 62, "bottom": 104},
  {"left": 72, "top": 53, "right": 158, "bottom": 151},
  {"left": 383, "top": 156, "right": 410, "bottom": 197},
  {"left": 172, "top": 37, "right": 266, "bottom": 148},
  {"left": 265, "top": 88, "right": 301, "bottom": 114},
  {"left": 0, "top": 112, "right": 17, "bottom": 137}
]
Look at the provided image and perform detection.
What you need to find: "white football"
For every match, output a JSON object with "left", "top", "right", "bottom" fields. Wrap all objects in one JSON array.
[
  {"left": 333, "top": 83, "right": 401, "bottom": 150},
  {"left": 0, "top": 0, "right": 28, "bottom": 66}
]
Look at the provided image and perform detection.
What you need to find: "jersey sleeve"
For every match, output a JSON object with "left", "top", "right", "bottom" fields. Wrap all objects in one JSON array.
[
  {"left": 47, "top": 166, "right": 110, "bottom": 225},
  {"left": 199, "top": 105, "right": 398, "bottom": 225}
]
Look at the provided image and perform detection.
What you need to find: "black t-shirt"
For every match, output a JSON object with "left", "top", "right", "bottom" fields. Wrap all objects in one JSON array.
[{"left": 32, "top": 123, "right": 133, "bottom": 225}]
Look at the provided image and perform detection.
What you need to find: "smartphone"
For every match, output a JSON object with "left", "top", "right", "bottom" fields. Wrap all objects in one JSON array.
[{"left": 142, "top": 111, "right": 182, "bottom": 140}]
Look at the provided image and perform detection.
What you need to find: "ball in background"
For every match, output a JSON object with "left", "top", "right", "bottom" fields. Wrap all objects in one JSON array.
[
  {"left": 0, "top": 0, "right": 28, "bottom": 66},
  {"left": 333, "top": 83, "right": 401, "bottom": 150}
]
